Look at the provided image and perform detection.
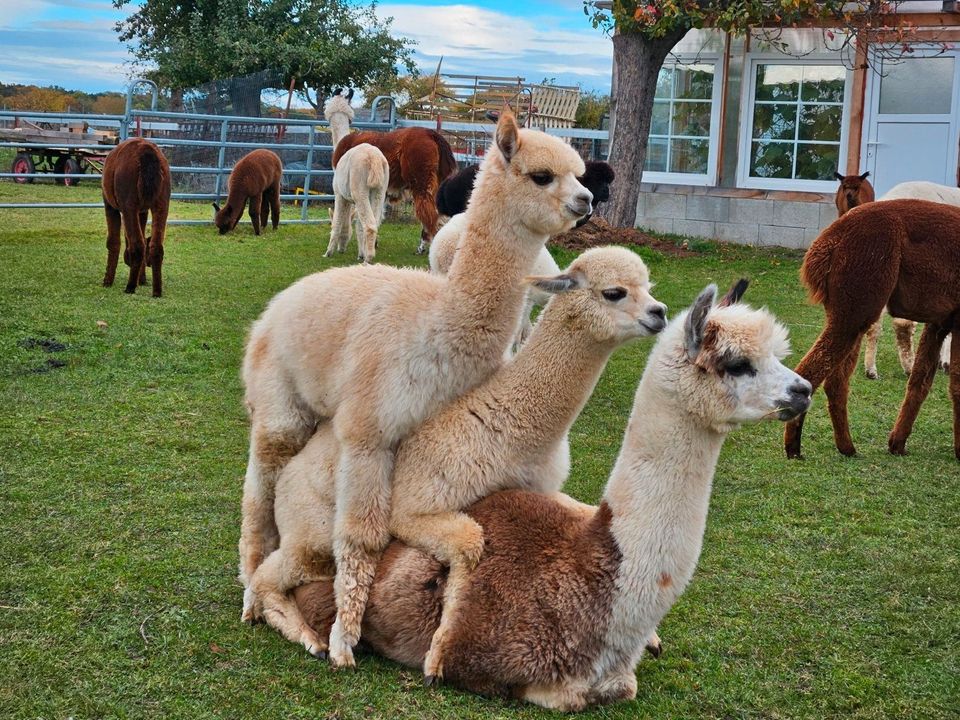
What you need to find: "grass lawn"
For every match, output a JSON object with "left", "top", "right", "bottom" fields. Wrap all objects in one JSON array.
[{"left": 0, "top": 183, "right": 957, "bottom": 719}]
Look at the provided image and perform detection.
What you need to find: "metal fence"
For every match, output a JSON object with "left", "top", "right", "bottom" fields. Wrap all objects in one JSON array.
[{"left": 0, "top": 80, "right": 608, "bottom": 224}]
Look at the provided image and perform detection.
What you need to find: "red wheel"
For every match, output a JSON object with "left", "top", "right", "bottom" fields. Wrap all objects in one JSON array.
[
  {"left": 55, "top": 156, "right": 82, "bottom": 186},
  {"left": 12, "top": 153, "right": 35, "bottom": 184}
]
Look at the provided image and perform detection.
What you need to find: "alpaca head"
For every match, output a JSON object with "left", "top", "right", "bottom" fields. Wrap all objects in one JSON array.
[
  {"left": 212, "top": 202, "right": 239, "bottom": 234},
  {"left": 527, "top": 246, "right": 666, "bottom": 345},
  {"left": 645, "top": 281, "right": 811, "bottom": 432},
  {"left": 834, "top": 171, "right": 874, "bottom": 216},
  {"left": 473, "top": 110, "right": 592, "bottom": 238},
  {"left": 323, "top": 91, "right": 356, "bottom": 124}
]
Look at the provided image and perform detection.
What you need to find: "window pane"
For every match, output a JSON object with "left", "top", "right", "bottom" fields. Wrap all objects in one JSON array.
[
  {"left": 645, "top": 138, "right": 668, "bottom": 172},
  {"left": 798, "top": 104, "right": 842, "bottom": 142},
  {"left": 879, "top": 57, "right": 955, "bottom": 114},
  {"left": 750, "top": 141, "right": 794, "bottom": 178},
  {"left": 755, "top": 65, "right": 800, "bottom": 101},
  {"left": 672, "top": 101, "right": 711, "bottom": 137},
  {"left": 651, "top": 101, "right": 670, "bottom": 135},
  {"left": 655, "top": 68, "right": 673, "bottom": 99},
  {"left": 795, "top": 143, "right": 840, "bottom": 180},
  {"left": 670, "top": 138, "right": 709, "bottom": 174},
  {"left": 675, "top": 65, "right": 714, "bottom": 99},
  {"left": 753, "top": 103, "right": 797, "bottom": 140},
  {"left": 800, "top": 66, "right": 846, "bottom": 103}
]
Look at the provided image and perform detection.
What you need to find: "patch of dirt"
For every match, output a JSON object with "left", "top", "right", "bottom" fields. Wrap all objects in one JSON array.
[
  {"left": 18, "top": 337, "right": 67, "bottom": 353},
  {"left": 550, "top": 216, "right": 698, "bottom": 257}
]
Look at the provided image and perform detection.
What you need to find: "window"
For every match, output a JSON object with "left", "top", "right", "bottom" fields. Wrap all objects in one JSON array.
[
  {"left": 644, "top": 61, "right": 722, "bottom": 185},
  {"left": 740, "top": 62, "right": 849, "bottom": 190}
]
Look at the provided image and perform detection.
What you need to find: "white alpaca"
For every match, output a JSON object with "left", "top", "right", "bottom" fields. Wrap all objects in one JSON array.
[
  {"left": 863, "top": 181, "right": 958, "bottom": 378},
  {"left": 238, "top": 110, "right": 593, "bottom": 668},
  {"left": 430, "top": 212, "right": 560, "bottom": 346},
  {"left": 323, "top": 90, "right": 389, "bottom": 263},
  {"left": 291, "top": 281, "right": 812, "bottom": 710},
  {"left": 248, "top": 246, "right": 667, "bottom": 673}
]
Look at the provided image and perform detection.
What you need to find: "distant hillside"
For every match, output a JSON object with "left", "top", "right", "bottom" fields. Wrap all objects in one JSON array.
[{"left": 0, "top": 82, "right": 128, "bottom": 114}]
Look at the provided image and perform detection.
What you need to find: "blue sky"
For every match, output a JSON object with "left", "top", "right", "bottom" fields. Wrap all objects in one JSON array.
[{"left": 0, "top": 1, "right": 613, "bottom": 95}]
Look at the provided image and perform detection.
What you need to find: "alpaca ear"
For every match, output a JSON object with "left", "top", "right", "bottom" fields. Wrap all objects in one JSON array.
[
  {"left": 859, "top": 171, "right": 870, "bottom": 180},
  {"left": 212, "top": 202, "right": 220, "bottom": 214},
  {"left": 496, "top": 109, "right": 520, "bottom": 163},
  {"left": 717, "top": 278, "right": 749, "bottom": 308},
  {"left": 834, "top": 172, "right": 845, "bottom": 182},
  {"left": 333, "top": 88, "right": 342, "bottom": 96},
  {"left": 525, "top": 272, "right": 583, "bottom": 295},
  {"left": 685, "top": 284, "right": 717, "bottom": 359},
  {"left": 346, "top": 88, "right": 355, "bottom": 101}
]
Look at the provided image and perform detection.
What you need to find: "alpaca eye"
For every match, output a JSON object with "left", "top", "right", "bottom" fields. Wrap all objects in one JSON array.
[
  {"left": 725, "top": 359, "right": 755, "bottom": 377},
  {"left": 601, "top": 287, "right": 627, "bottom": 301},
  {"left": 529, "top": 171, "right": 554, "bottom": 186}
]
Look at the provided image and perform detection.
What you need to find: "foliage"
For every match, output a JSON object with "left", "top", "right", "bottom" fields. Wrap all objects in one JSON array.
[
  {"left": 575, "top": 89, "right": 610, "bottom": 129},
  {"left": 0, "top": 83, "right": 128, "bottom": 114},
  {"left": 361, "top": 71, "right": 460, "bottom": 115}
]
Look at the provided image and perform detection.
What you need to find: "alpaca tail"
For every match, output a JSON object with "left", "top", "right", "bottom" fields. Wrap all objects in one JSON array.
[
  {"left": 799, "top": 233, "right": 834, "bottom": 305},
  {"left": 430, "top": 130, "right": 458, "bottom": 182},
  {"left": 366, "top": 154, "right": 388, "bottom": 191},
  {"left": 138, "top": 145, "right": 165, "bottom": 203}
]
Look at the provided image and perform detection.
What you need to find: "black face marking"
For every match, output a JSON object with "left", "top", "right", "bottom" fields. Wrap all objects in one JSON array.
[
  {"left": 724, "top": 358, "right": 756, "bottom": 377},
  {"left": 601, "top": 287, "right": 627, "bottom": 302},
  {"left": 529, "top": 171, "right": 554, "bottom": 186}
]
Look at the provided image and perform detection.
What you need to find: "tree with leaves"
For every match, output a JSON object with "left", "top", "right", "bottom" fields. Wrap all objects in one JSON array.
[
  {"left": 114, "top": 0, "right": 416, "bottom": 116},
  {"left": 585, "top": 1, "right": 925, "bottom": 227}
]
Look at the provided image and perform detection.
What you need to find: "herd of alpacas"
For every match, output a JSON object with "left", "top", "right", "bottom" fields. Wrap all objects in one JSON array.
[{"left": 96, "top": 92, "right": 960, "bottom": 710}]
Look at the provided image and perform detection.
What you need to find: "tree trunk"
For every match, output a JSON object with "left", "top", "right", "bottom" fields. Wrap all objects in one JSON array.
[{"left": 601, "top": 27, "right": 689, "bottom": 227}]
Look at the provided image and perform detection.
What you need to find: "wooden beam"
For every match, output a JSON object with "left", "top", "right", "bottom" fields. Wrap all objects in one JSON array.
[{"left": 846, "top": 33, "right": 869, "bottom": 176}]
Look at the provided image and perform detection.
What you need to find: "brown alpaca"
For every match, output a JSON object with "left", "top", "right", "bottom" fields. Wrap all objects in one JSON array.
[
  {"left": 333, "top": 127, "right": 457, "bottom": 253},
  {"left": 784, "top": 199, "right": 960, "bottom": 460},
  {"left": 101, "top": 137, "right": 171, "bottom": 298},
  {"left": 833, "top": 171, "right": 874, "bottom": 216},
  {"left": 213, "top": 149, "right": 282, "bottom": 235}
]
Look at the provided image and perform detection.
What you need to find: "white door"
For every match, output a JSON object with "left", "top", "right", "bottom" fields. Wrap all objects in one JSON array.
[{"left": 863, "top": 52, "right": 960, "bottom": 197}]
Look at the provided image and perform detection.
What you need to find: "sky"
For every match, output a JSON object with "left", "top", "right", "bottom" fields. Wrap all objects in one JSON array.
[{"left": 0, "top": 0, "right": 614, "bottom": 96}]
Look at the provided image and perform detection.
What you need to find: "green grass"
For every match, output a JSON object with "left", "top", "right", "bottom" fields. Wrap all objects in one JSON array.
[{"left": 0, "top": 184, "right": 957, "bottom": 719}]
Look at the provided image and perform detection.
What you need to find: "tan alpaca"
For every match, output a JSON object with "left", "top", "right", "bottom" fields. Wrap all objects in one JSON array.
[
  {"left": 293, "top": 282, "right": 812, "bottom": 710},
  {"left": 322, "top": 90, "right": 389, "bottom": 263},
  {"left": 248, "top": 246, "right": 666, "bottom": 669},
  {"left": 238, "top": 111, "right": 593, "bottom": 668}
]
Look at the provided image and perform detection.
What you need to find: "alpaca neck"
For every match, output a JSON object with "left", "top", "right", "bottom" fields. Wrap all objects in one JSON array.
[{"left": 328, "top": 114, "right": 351, "bottom": 149}]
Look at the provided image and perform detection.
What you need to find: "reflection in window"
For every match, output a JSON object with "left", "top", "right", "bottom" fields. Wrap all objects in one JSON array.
[
  {"left": 645, "top": 64, "right": 715, "bottom": 175},
  {"left": 748, "top": 64, "right": 845, "bottom": 181},
  {"left": 879, "top": 57, "right": 955, "bottom": 115}
]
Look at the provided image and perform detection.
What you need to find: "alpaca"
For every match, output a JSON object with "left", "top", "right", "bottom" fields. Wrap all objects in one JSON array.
[
  {"left": 213, "top": 149, "right": 282, "bottom": 235},
  {"left": 247, "top": 246, "right": 667, "bottom": 671},
  {"left": 323, "top": 90, "right": 389, "bottom": 263},
  {"left": 238, "top": 111, "right": 593, "bottom": 668},
  {"left": 861, "top": 181, "right": 959, "bottom": 378},
  {"left": 101, "top": 137, "right": 171, "bottom": 298},
  {"left": 784, "top": 199, "right": 960, "bottom": 460},
  {"left": 292, "top": 281, "right": 811, "bottom": 709},
  {"left": 331, "top": 89, "right": 457, "bottom": 254},
  {"left": 833, "top": 171, "right": 874, "bottom": 216}
]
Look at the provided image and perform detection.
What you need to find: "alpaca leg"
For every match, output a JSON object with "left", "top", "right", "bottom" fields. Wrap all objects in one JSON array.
[
  {"left": 121, "top": 207, "right": 145, "bottom": 294},
  {"left": 259, "top": 191, "right": 270, "bottom": 232},
  {"left": 888, "top": 324, "right": 950, "bottom": 456},
  {"left": 893, "top": 318, "right": 916, "bottom": 376},
  {"left": 645, "top": 628, "right": 663, "bottom": 658},
  {"left": 248, "top": 196, "right": 262, "bottom": 235},
  {"left": 137, "top": 211, "right": 149, "bottom": 285},
  {"left": 103, "top": 203, "right": 122, "bottom": 287},
  {"left": 823, "top": 336, "right": 863, "bottom": 457},
  {"left": 522, "top": 680, "right": 591, "bottom": 712},
  {"left": 513, "top": 291, "right": 536, "bottom": 351},
  {"left": 941, "top": 334, "right": 952, "bottom": 373},
  {"left": 325, "top": 194, "right": 351, "bottom": 257},
  {"left": 147, "top": 209, "right": 166, "bottom": 298},
  {"left": 412, "top": 187, "right": 440, "bottom": 255},
  {"left": 343, "top": 205, "right": 356, "bottom": 253},
  {"left": 270, "top": 181, "right": 281, "bottom": 229},
  {"left": 587, "top": 669, "right": 638, "bottom": 706},
  {"left": 950, "top": 332, "right": 960, "bottom": 459},
  {"left": 353, "top": 188, "right": 378, "bottom": 263},
  {"left": 863, "top": 318, "right": 881, "bottom": 380}
]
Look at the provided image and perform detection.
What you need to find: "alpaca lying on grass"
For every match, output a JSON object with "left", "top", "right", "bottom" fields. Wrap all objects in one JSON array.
[
  {"left": 248, "top": 246, "right": 667, "bottom": 674},
  {"left": 101, "top": 137, "right": 170, "bottom": 298},
  {"left": 213, "top": 149, "right": 282, "bottom": 235},
  {"left": 238, "top": 111, "right": 593, "bottom": 668},
  {"left": 323, "top": 90, "right": 389, "bottom": 263},
  {"left": 292, "top": 281, "right": 811, "bottom": 710}
]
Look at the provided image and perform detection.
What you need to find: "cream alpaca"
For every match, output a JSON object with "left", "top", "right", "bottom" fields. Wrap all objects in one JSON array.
[
  {"left": 238, "top": 111, "right": 592, "bottom": 667},
  {"left": 862, "top": 181, "right": 958, "bottom": 378},
  {"left": 322, "top": 91, "right": 389, "bottom": 263},
  {"left": 248, "top": 246, "right": 666, "bottom": 670},
  {"left": 292, "top": 281, "right": 812, "bottom": 710}
]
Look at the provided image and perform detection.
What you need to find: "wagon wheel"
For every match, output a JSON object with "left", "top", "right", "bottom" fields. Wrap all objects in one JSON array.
[
  {"left": 12, "top": 153, "right": 35, "bottom": 184},
  {"left": 54, "top": 156, "right": 82, "bottom": 187}
]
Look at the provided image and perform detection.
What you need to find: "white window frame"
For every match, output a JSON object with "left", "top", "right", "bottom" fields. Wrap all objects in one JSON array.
[
  {"left": 736, "top": 56, "right": 853, "bottom": 193},
  {"left": 643, "top": 55, "right": 725, "bottom": 186}
]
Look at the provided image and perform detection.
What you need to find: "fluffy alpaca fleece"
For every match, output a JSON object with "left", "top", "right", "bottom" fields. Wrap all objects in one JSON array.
[
  {"left": 238, "top": 111, "right": 593, "bottom": 667},
  {"left": 213, "top": 149, "right": 282, "bottom": 235},
  {"left": 833, "top": 171, "right": 874, "bottom": 216},
  {"left": 861, "top": 181, "right": 958, "bottom": 379},
  {"left": 248, "top": 246, "right": 666, "bottom": 669},
  {"left": 323, "top": 92, "right": 389, "bottom": 263},
  {"left": 785, "top": 198, "right": 960, "bottom": 460},
  {"left": 101, "top": 137, "right": 171, "bottom": 297},
  {"left": 292, "top": 282, "right": 811, "bottom": 710}
]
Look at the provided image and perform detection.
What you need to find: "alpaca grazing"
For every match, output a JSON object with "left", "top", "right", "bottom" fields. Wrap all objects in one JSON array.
[
  {"left": 784, "top": 199, "right": 960, "bottom": 460},
  {"left": 861, "top": 181, "right": 959, "bottom": 378},
  {"left": 323, "top": 90, "right": 389, "bottom": 263},
  {"left": 238, "top": 111, "right": 593, "bottom": 668},
  {"left": 833, "top": 171, "right": 874, "bottom": 216},
  {"left": 331, "top": 90, "right": 457, "bottom": 254},
  {"left": 292, "top": 282, "right": 811, "bottom": 710},
  {"left": 101, "top": 137, "right": 171, "bottom": 298},
  {"left": 248, "top": 247, "right": 667, "bottom": 672},
  {"left": 213, "top": 149, "right": 282, "bottom": 235}
]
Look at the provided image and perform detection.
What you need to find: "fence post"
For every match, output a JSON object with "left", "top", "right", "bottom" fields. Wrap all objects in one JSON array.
[
  {"left": 214, "top": 119, "right": 229, "bottom": 205},
  {"left": 301, "top": 123, "right": 315, "bottom": 222}
]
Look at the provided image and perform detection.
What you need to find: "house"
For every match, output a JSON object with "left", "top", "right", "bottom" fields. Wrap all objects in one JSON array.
[{"left": 632, "top": 2, "right": 960, "bottom": 247}]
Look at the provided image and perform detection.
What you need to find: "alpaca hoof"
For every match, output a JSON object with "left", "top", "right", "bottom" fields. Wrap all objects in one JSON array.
[
  {"left": 785, "top": 446, "right": 803, "bottom": 460},
  {"left": 124, "top": 286, "right": 136, "bottom": 294},
  {"left": 645, "top": 638, "right": 662, "bottom": 659},
  {"left": 888, "top": 437, "right": 907, "bottom": 456},
  {"left": 865, "top": 369, "right": 878, "bottom": 380},
  {"left": 103, "top": 279, "right": 113, "bottom": 287},
  {"left": 423, "top": 675, "right": 439, "bottom": 688},
  {"left": 241, "top": 587, "right": 262, "bottom": 624},
  {"left": 837, "top": 444, "right": 856, "bottom": 457},
  {"left": 302, "top": 630, "right": 327, "bottom": 658},
  {"left": 327, "top": 620, "right": 356, "bottom": 669},
  {"left": 423, "top": 648, "right": 444, "bottom": 682}
]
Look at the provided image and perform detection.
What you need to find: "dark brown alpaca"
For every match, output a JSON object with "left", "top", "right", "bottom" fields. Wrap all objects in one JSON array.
[
  {"left": 833, "top": 171, "right": 874, "bottom": 216},
  {"left": 101, "top": 137, "right": 171, "bottom": 297},
  {"left": 785, "top": 199, "right": 960, "bottom": 460},
  {"left": 213, "top": 149, "right": 282, "bottom": 235},
  {"left": 333, "top": 127, "right": 457, "bottom": 253}
]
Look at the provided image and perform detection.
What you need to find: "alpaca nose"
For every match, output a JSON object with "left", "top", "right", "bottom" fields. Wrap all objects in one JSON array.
[
  {"left": 789, "top": 380, "right": 812, "bottom": 399},
  {"left": 649, "top": 304, "right": 667, "bottom": 323},
  {"left": 641, "top": 303, "right": 667, "bottom": 333},
  {"left": 572, "top": 191, "right": 593, "bottom": 216}
]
